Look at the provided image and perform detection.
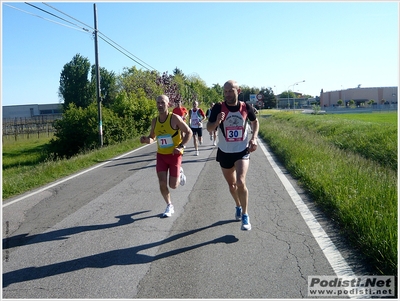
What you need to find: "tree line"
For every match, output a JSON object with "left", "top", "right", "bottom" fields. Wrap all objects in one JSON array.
[{"left": 48, "top": 53, "right": 277, "bottom": 158}]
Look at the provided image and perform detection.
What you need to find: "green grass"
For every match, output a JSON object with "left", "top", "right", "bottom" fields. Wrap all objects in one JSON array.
[
  {"left": 328, "top": 112, "right": 397, "bottom": 125},
  {"left": 3, "top": 134, "right": 52, "bottom": 170},
  {"left": 267, "top": 112, "right": 397, "bottom": 171},
  {"left": 2, "top": 134, "right": 143, "bottom": 199},
  {"left": 258, "top": 111, "right": 397, "bottom": 275}
]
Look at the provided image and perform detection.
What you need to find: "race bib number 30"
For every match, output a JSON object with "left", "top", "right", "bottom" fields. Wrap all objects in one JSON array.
[
  {"left": 225, "top": 126, "right": 244, "bottom": 141},
  {"left": 157, "top": 134, "right": 174, "bottom": 148}
]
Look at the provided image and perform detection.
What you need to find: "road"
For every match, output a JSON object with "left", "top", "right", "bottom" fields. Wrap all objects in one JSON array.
[{"left": 2, "top": 132, "right": 369, "bottom": 298}]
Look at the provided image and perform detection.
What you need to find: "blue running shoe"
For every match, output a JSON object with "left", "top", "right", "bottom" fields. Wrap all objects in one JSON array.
[
  {"left": 241, "top": 214, "right": 251, "bottom": 231},
  {"left": 235, "top": 206, "right": 242, "bottom": 221}
]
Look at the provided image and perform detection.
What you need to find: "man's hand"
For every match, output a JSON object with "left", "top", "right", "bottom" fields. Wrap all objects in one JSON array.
[
  {"left": 140, "top": 136, "right": 149, "bottom": 144},
  {"left": 248, "top": 139, "right": 258, "bottom": 152}
]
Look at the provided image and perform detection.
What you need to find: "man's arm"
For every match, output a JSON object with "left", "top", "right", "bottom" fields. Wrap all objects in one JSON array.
[
  {"left": 140, "top": 118, "right": 156, "bottom": 144},
  {"left": 206, "top": 103, "right": 221, "bottom": 132},
  {"left": 172, "top": 114, "right": 193, "bottom": 146},
  {"left": 248, "top": 118, "right": 259, "bottom": 152}
]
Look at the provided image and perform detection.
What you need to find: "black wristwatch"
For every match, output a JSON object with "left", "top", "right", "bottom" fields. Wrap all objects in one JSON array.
[{"left": 178, "top": 143, "right": 185, "bottom": 149}]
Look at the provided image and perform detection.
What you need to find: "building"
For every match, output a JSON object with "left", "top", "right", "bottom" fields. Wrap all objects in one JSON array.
[
  {"left": 320, "top": 86, "right": 398, "bottom": 108},
  {"left": 2, "top": 103, "right": 63, "bottom": 120}
]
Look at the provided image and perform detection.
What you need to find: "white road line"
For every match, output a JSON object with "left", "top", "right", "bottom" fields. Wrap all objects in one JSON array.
[
  {"left": 258, "top": 138, "right": 355, "bottom": 278},
  {"left": 2, "top": 144, "right": 151, "bottom": 208}
]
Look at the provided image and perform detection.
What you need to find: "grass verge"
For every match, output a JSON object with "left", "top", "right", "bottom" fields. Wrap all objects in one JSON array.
[
  {"left": 258, "top": 112, "right": 397, "bottom": 275},
  {"left": 2, "top": 134, "right": 143, "bottom": 199}
]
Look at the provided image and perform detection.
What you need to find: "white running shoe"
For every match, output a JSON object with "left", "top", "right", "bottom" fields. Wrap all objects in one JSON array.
[
  {"left": 196, "top": 150, "right": 199, "bottom": 156},
  {"left": 162, "top": 204, "right": 174, "bottom": 217},
  {"left": 213, "top": 141, "right": 216, "bottom": 146},
  {"left": 179, "top": 167, "right": 186, "bottom": 186}
]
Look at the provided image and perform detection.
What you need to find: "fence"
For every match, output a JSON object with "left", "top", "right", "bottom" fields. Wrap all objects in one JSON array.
[{"left": 2, "top": 115, "right": 62, "bottom": 140}]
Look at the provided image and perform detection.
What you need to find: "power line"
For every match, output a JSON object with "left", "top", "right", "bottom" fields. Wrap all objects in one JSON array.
[
  {"left": 8, "top": 2, "right": 159, "bottom": 73},
  {"left": 40, "top": 2, "right": 157, "bottom": 71},
  {"left": 97, "top": 31, "right": 157, "bottom": 71},
  {"left": 98, "top": 36, "right": 154, "bottom": 71},
  {"left": 24, "top": 2, "right": 90, "bottom": 32},
  {"left": 4, "top": 3, "right": 90, "bottom": 33},
  {"left": 42, "top": 2, "right": 93, "bottom": 32}
]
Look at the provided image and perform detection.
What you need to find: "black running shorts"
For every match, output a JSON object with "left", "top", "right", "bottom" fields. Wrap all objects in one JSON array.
[{"left": 216, "top": 148, "right": 250, "bottom": 169}]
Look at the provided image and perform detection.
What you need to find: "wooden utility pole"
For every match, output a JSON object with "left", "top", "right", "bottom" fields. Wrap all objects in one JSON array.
[{"left": 93, "top": 3, "right": 103, "bottom": 147}]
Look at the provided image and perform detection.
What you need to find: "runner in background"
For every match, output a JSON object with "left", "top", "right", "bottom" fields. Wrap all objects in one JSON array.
[
  {"left": 189, "top": 101, "right": 206, "bottom": 156},
  {"left": 206, "top": 102, "right": 217, "bottom": 146}
]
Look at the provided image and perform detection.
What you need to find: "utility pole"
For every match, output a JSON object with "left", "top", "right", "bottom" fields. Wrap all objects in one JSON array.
[{"left": 93, "top": 3, "right": 103, "bottom": 147}]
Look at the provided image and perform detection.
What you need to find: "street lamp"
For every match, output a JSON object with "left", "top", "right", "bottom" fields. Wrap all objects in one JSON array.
[{"left": 287, "top": 80, "right": 305, "bottom": 110}]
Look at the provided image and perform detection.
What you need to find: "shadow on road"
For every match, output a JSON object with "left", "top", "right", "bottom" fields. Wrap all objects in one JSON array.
[
  {"left": 3, "top": 211, "right": 156, "bottom": 249},
  {"left": 3, "top": 219, "right": 238, "bottom": 287}
]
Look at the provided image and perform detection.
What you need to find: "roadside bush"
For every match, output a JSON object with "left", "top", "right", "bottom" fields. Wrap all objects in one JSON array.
[
  {"left": 47, "top": 103, "right": 99, "bottom": 158},
  {"left": 47, "top": 91, "right": 156, "bottom": 159},
  {"left": 110, "top": 89, "right": 157, "bottom": 135}
]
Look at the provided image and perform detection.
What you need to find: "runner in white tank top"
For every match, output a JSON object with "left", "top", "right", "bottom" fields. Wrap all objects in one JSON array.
[{"left": 206, "top": 80, "right": 259, "bottom": 231}]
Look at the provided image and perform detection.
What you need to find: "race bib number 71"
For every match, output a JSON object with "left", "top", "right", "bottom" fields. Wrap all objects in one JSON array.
[{"left": 157, "top": 134, "right": 174, "bottom": 148}]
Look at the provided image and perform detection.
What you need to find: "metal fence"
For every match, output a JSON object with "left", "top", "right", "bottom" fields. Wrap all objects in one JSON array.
[{"left": 2, "top": 115, "right": 62, "bottom": 140}]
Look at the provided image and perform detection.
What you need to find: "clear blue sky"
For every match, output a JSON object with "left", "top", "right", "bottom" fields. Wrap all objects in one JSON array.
[{"left": 1, "top": 1, "right": 398, "bottom": 106}]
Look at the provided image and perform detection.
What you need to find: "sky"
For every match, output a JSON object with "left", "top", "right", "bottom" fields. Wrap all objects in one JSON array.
[{"left": 1, "top": 1, "right": 399, "bottom": 106}]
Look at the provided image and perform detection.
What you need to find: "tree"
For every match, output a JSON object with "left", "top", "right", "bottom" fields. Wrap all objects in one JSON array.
[
  {"left": 119, "top": 66, "right": 161, "bottom": 101},
  {"left": 279, "top": 90, "right": 296, "bottom": 99},
  {"left": 337, "top": 99, "right": 343, "bottom": 106},
  {"left": 259, "top": 86, "right": 276, "bottom": 109},
  {"left": 173, "top": 67, "right": 186, "bottom": 80},
  {"left": 90, "top": 66, "right": 118, "bottom": 108},
  {"left": 239, "top": 85, "right": 257, "bottom": 102},
  {"left": 156, "top": 71, "right": 183, "bottom": 106},
  {"left": 59, "top": 54, "right": 92, "bottom": 109}
]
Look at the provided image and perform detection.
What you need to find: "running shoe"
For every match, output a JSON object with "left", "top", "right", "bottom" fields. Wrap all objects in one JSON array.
[
  {"left": 235, "top": 206, "right": 242, "bottom": 221},
  {"left": 213, "top": 141, "right": 216, "bottom": 146},
  {"left": 210, "top": 135, "right": 213, "bottom": 141},
  {"left": 179, "top": 167, "right": 186, "bottom": 186},
  {"left": 162, "top": 204, "right": 174, "bottom": 217},
  {"left": 241, "top": 214, "right": 251, "bottom": 231},
  {"left": 196, "top": 150, "right": 199, "bottom": 156}
]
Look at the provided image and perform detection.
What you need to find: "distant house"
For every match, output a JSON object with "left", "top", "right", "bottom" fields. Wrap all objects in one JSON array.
[
  {"left": 320, "top": 86, "right": 398, "bottom": 107},
  {"left": 2, "top": 103, "right": 63, "bottom": 120}
]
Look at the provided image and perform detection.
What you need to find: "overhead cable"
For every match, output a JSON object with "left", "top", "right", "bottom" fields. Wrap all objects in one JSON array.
[
  {"left": 9, "top": 2, "right": 159, "bottom": 73},
  {"left": 24, "top": 2, "right": 90, "bottom": 32},
  {"left": 97, "top": 31, "right": 157, "bottom": 71},
  {"left": 42, "top": 2, "right": 93, "bottom": 32},
  {"left": 4, "top": 3, "right": 90, "bottom": 33}
]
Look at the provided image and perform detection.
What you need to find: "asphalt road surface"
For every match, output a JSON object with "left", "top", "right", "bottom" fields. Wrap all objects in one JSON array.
[{"left": 2, "top": 132, "right": 370, "bottom": 299}]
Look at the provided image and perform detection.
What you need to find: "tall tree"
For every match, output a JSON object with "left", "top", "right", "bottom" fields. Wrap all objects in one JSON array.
[
  {"left": 156, "top": 71, "right": 183, "bottom": 105},
  {"left": 259, "top": 86, "right": 276, "bottom": 108},
  {"left": 59, "top": 54, "right": 92, "bottom": 109},
  {"left": 118, "top": 66, "right": 161, "bottom": 100},
  {"left": 90, "top": 66, "right": 118, "bottom": 108}
]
